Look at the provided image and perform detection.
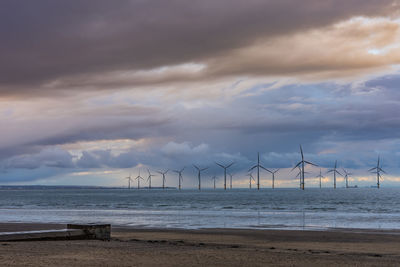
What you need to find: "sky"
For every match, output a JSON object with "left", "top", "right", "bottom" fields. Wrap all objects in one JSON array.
[{"left": 2, "top": 0, "right": 400, "bottom": 188}]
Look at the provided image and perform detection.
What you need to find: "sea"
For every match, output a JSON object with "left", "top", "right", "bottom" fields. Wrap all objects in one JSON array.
[{"left": 0, "top": 187, "right": 399, "bottom": 230}]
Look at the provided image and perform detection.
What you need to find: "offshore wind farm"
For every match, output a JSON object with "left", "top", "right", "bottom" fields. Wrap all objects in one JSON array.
[
  {"left": 1, "top": 145, "right": 394, "bottom": 233},
  {"left": 121, "top": 146, "right": 387, "bottom": 190},
  {"left": 3, "top": 1, "right": 400, "bottom": 266}
]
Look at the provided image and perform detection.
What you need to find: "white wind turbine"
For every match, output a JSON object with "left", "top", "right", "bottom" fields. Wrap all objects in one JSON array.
[
  {"left": 368, "top": 156, "right": 386, "bottom": 189},
  {"left": 211, "top": 175, "right": 218, "bottom": 189},
  {"left": 193, "top": 165, "right": 208, "bottom": 190},
  {"left": 135, "top": 171, "right": 144, "bottom": 189},
  {"left": 248, "top": 152, "right": 268, "bottom": 190},
  {"left": 125, "top": 174, "right": 133, "bottom": 189},
  {"left": 266, "top": 169, "right": 279, "bottom": 189},
  {"left": 316, "top": 169, "right": 324, "bottom": 189},
  {"left": 292, "top": 145, "right": 317, "bottom": 190},
  {"left": 247, "top": 173, "right": 255, "bottom": 189},
  {"left": 215, "top": 162, "right": 235, "bottom": 190},
  {"left": 173, "top": 167, "right": 185, "bottom": 190},
  {"left": 327, "top": 160, "right": 342, "bottom": 189},
  {"left": 228, "top": 173, "right": 235, "bottom": 189},
  {"left": 147, "top": 169, "right": 156, "bottom": 189},
  {"left": 342, "top": 168, "right": 353, "bottom": 188},
  {"left": 157, "top": 169, "right": 169, "bottom": 189}
]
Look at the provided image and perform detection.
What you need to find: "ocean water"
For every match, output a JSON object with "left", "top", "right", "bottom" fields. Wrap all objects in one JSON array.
[{"left": 0, "top": 187, "right": 399, "bottom": 230}]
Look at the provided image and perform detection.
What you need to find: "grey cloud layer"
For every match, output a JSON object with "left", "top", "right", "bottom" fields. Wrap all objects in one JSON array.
[
  {"left": 3, "top": 75, "right": 400, "bottom": 177},
  {"left": 0, "top": 0, "right": 397, "bottom": 95}
]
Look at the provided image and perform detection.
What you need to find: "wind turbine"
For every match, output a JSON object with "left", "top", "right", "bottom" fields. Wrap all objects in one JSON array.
[
  {"left": 211, "top": 175, "right": 218, "bottom": 189},
  {"left": 135, "top": 171, "right": 144, "bottom": 189},
  {"left": 327, "top": 160, "right": 342, "bottom": 189},
  {"left": 228, "top": 173, "right": 234, "bottom": 189},
  {"left": 248, "top": 152, "right": 268, "bottom": 190},
  {"left": 193, "top": 165, "right": 208, "bottom": 190},
  {"left": 368, "top": 156, "right": 386, "bottom": 189},
  {"left": 247, "top": 173, "right": 255, "bottom": 189},
  {"left": 215, "top": 162, "right": 235, "bottom": 190},
  {"left": 296, "top": 166, "right": 310, "bottom": 189},
  {"left": 316, "top": 169, "right": 324, "bottom": 188},
  {"left": 342, "top": 168, "right": 352, "bottom": 188},
  {"left": 173, "top": 167, "right": 185, "bottom": 190},
  {"left": 266, "top": 169, "right": 279, "bottom": 189},
  {"left": 292, "top": 145, "right": 317, "bottom": 190},
  {"left": 157, "top": 169, "right": 169, "bottom": 189},
  {"left": 125, "top": 174, "right": 133, "bottom": 189},
  {"left": 147, "top": 169, "right": 156, "bottom": 189}
]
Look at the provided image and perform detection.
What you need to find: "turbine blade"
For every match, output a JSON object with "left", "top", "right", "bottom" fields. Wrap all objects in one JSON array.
[
  {"left": 215, "top": 162, "right": 224, "bottom": 168},
  {"left": 304, "top": 160, "right": 318, "bottom": 167},
  {"left": 227, "top": 162, "right": 235, "bottom": 168},
  {"left": 248, "top": 166, "right": 257, "bottom": 172},
  {"left": 300, "top": 145, "right": 304, "bottom": 158},
  {"left": 260, "top": 166, "right": 270, "bottom": 172},
  {"left": 291, "top": 161, "right": 302, "bottom": 171},
  {"left": 260, "top": 165, "right": 270, "bottom": 172}
]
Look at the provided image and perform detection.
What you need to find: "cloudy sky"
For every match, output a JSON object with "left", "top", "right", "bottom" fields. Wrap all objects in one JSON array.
[{"left": 2, "top": 0, "right": 400, "bottom": 188}]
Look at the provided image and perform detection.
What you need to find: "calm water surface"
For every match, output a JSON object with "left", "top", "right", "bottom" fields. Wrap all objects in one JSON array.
[{"left": 0, "top": 188, "right": 399, "bottom": 230}]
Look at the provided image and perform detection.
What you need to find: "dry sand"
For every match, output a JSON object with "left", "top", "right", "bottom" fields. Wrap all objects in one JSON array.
[{"left": 1, "top": 223, "right": 400, "bottom": 266}]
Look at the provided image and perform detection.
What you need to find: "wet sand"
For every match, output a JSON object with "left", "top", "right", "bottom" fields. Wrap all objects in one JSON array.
[{"left": 1, "top": 223, "right": 400, "bottom": 266}]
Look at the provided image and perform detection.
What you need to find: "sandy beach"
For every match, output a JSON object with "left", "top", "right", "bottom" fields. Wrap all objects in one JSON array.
[{"left": 0, "top": 224, "right": 400, "bottom": 266}]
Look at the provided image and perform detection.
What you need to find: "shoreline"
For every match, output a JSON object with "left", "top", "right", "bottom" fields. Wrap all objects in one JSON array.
[
  {"left": 1, "top": 223, "right": 400, "bottom": 266},
  {"left": 2, "top": 222, "right": 400, "bottom": 235}
]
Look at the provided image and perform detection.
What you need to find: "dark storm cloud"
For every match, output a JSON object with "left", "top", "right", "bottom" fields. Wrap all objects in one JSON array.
[{"left": 0, "top": 0, "right": 397, "bottom": 95}]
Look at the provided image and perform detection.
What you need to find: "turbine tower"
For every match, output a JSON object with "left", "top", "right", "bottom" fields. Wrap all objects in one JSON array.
[
  {"left": 173, "top": 167, "right": 185, "bottom": 190},
  {"left": 228, "top": 173, "right": 234, "bottom": 189},
  {"left": 125, "top": 174, "right": 133, "bottom": 189},
  {"left": 211, "top": 175, "right": 218, "bottom": 189},
  {"left": 327, "top": 160, "right": 342, "bottom": 189},
  {"left": 342, "top": 168, "right": 352, "bottom": 188},
  {"left": 368, "top": 156, "right": 386, "bottom": 189},
  {"left": 296, "top": 166, "right": 302, "bottom": 189},
  {"left": 266, "top": 169, "right": 279, "bottom": 189},
  {"left": 193, "top": 165, "right": 208, "bottom": 190},
  {"left": 157, "top": 169, "right": 169, "bottom": 189},
  {"left": 292, "top": 145, "right": 317, "bottom": 190},
  {"left": 248, "top": 152, "right": 268, "bottom": 190},
  {"left": 147, "top": 169, "right": 156, "bottom": 189},
  {"left": 215, "top": 162, "right": 235, "bottom": 190},
  {"left": 247, "top": 173, "right": 255, "bottom": 189},
  {"left": 316, "top": 169, "right": 324, "bottom": 188},
  {"left": 296, "top": 167, "right": 310, "bottom": 189},
  {"left": 135, "top": 171, "right": 144, "bottom": 189}
]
